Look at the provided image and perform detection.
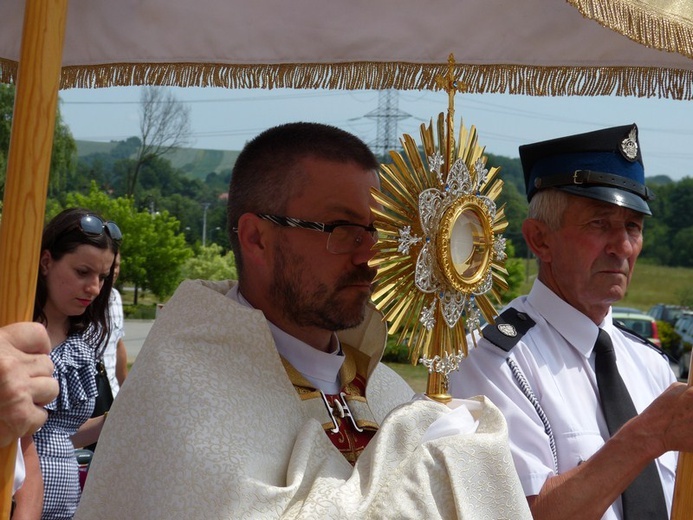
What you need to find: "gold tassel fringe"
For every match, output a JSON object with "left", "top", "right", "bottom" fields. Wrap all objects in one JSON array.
[
  {"left": 568, "top": 0, "right": 693, "bottom": 61},
  {"left": 1, "top": 58, "right": 693, "bottom": 99}
]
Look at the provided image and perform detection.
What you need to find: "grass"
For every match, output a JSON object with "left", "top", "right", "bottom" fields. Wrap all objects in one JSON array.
[
  {"left": 620, "top": 262, "right": 693, "bottom": 311},
  {"left": 385, "top": 362, "right": 429, "bottom": 393},
  {"left": 517, "top": 259, "right": 693, "bottom": 312},
  {"left": 120, "top": 287, "right": 160, "bottom": 307}
]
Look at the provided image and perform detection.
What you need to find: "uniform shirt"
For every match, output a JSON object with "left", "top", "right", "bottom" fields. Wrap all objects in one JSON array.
[{"left": 449, "top": 279, "right": 677, "bottom": 520}]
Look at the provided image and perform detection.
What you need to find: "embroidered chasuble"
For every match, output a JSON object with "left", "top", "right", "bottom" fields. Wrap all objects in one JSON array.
[
  {"left": 284, "top": 344, "right": 378, "bottom": 464},
  {"left": 76, "top": 279, "right": 533, "bottom": 520}
]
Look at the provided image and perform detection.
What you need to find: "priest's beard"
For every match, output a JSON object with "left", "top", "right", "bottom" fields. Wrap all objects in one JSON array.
[{"left": 271, "top": 237, "right": 377, "bottom": 331}]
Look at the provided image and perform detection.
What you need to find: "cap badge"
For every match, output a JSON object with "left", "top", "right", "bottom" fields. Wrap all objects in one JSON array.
[
  {"left": 498, "top": 323, "right": 517, "bottom": 337},
  {"left": 620, "top": 127, "right": 638, "bottom": 162}
]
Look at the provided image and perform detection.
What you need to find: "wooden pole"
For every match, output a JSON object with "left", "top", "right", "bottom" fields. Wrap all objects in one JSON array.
[
  {"left": 670, "top": 359, "right": 693, "bottom": 519},
  {"left": 0, "top": 1, "right": 68, "bottom": 517}
]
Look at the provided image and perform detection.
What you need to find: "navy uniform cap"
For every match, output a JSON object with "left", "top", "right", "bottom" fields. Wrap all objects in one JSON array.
[{"left": 519, "top": 124, "right": 654, "bottom": 215}]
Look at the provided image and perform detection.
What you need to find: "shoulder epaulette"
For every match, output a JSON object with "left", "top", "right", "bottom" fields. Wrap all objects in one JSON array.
[
  {"left": 613, "top": 320, "right": 672, "bottom": 362},
  {"left": 482, "top": 307, "right": 536, "bottom": 353}
]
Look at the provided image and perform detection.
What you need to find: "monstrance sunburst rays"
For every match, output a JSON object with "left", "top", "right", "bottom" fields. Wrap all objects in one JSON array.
[{"left": 370, "top": 79, "right": 509, "bottom": 402}]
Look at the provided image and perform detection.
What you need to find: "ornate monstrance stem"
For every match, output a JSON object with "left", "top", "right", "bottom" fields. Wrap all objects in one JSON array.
[{"left": 371, "top": 54, "right": 509, "bottom": 402}]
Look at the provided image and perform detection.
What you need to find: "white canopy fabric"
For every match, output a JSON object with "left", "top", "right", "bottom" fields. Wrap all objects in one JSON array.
[{"left": 1, "top": 0, "right": 693, "bottom": 97}]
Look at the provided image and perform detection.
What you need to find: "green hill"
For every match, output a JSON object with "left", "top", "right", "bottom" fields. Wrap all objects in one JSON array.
[
  {"left": 75, "top": 140, "right": 240, "bottom": 181},
  {"left": 168, "top": 148, "right": 240, "bottom": 181},
  {"left": 76, "top": 140, "right": 117, "bottom": 156}
]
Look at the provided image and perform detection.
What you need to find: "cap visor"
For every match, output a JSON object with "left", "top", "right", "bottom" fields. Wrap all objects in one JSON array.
[{"left": 559, "top": 185, "right": 651, "bottom": 215}]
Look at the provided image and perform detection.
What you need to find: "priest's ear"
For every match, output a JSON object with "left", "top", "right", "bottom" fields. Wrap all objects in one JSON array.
[{"left": 235, "top": 213, "right": 275, "bottom": 268}]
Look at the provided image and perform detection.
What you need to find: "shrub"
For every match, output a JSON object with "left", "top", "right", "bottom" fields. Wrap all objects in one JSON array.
[
  {"left": 657, "top": 321, "right": 681, "bottom": 357},
  {"left": 382, "top": 336, "right": 412, "bottom": 363},
  {"left": 123, "top": 304, "right": 157, "bottom": 320}
]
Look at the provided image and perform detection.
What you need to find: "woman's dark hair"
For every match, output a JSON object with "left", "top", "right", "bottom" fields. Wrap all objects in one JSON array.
[{"left": 34, "top": 207, "right": 120, "bottom": 351}]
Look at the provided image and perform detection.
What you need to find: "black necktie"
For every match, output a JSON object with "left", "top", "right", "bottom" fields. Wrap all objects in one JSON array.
[{"left": 594, "top": 328, "right": 668, "bottom": 519}]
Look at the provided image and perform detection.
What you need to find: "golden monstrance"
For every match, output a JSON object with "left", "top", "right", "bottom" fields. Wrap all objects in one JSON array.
[{"left": 371, "top": 55, "right": 509, "bottom": 402}]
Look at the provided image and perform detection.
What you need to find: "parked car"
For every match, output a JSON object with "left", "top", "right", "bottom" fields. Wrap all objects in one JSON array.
[
  {"left": 647, "top": 304, "right": 687, "bottom": 326},
  {"left": 612, "top": 310, "right": 661, "bottom": 348},
  {"left": 674, "top": 311, "right": 693, "bottom": 380},
  {"left": 613, "top": 306, "right": 643, "bottom": 314}
]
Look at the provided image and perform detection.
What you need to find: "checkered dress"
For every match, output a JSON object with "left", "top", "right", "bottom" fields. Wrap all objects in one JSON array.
[{"left": 33, "top": 333, "right": 97, "bottom": 519}]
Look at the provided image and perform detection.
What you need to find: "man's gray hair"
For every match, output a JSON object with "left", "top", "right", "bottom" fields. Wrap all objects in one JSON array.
[{"left": 527, "top": 189, "right": 571, "bottom": 230}]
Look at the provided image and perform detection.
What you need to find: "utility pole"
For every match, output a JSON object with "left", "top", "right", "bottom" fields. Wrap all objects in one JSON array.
[{"left": 202, "top": 202, "right": 210, "bottom": 246}]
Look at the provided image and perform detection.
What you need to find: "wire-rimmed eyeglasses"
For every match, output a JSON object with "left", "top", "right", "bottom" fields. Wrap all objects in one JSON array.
[
  {"left": 256, "top": 214, "right": 377, "bottom": 254},
  {"left": 79, "top": 215, "right": 123, "bottom": 244}
]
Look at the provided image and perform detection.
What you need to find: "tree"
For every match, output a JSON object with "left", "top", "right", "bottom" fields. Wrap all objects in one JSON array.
[
  {"left": 495, "top": 181, "right": 528, "bottom": 258},
  {"left": 125, "top": 87, "right": 192, "bottom": 197},
  {"left": 642, "top": 178, "right": 693, "bottom": 267},
  {"left": 47, "top": 109, "right": 79, "bottom": 199},
  {"left": 667, "top": 178, "right": 693, "bottom": 233},
  {"left": 0, "top": 85, "right": 13, "bottom": 153},
  {"left": 0, "top": 85, "right": 78, "bottom": 200},
  {"left": 65, "top": 183, "right": 193, "bottom": 302},
  {"left": 671, "top": 227, "right": 693, "bottom": 268},
  {"left": 180, "top": 243, "right": 237, "bottom": 281},
  {"left": 0, "top": 152, "right": 5, "bottom": 194},
  {"left": 138, "top": 211, "right": 193, "bottom": 299},
  {"left": 498, "top": 240, "right": 525, "bottom": 303}
]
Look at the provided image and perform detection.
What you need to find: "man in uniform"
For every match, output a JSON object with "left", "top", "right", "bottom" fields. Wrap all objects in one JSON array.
[{"left": 450, "top": 124, "right": 693, "bottom": 519}]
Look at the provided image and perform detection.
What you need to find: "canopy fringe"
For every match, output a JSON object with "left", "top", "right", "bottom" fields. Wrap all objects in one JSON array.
[
  {"left": 568, "top": 0, "right": 693, "bottom": 60},
  {"left": 2, "top": 58, "right": 693, "bottom": 99}
]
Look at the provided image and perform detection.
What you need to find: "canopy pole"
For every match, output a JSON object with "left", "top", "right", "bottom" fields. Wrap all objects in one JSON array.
[
  {"left": 0, "top": 1, "right": 68, "bottom": 517},
  {"left": 671, "top": 362, "right": 693, "bottom": 519}
]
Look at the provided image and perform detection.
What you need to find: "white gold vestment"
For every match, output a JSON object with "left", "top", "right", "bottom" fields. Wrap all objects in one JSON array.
[{"left": 76, "top": 279, "right": 531, "bottom": 519}]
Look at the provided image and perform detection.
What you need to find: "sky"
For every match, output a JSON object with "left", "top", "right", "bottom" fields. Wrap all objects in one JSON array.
[{"left": 58, "top": 86, "right": 693, "bottom": 181}]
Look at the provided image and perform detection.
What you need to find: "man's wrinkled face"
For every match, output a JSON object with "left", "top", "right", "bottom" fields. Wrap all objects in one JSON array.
[{"left": 543, "top": 196, "right": 644, "bottom": 319}]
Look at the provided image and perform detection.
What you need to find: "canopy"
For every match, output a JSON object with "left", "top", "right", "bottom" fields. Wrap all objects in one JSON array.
[{"left": 1, "top": 0, "right": 693, "bottom": 97}]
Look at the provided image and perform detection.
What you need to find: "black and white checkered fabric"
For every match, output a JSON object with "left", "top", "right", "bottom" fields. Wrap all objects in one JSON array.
[{"left": 33, "top": 333, "right": 97, "bottom": 519}]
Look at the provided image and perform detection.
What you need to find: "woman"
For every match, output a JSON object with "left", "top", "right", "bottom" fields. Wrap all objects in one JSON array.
[{"left": 30, "top": 208, "right": 121, "bottom": 519}]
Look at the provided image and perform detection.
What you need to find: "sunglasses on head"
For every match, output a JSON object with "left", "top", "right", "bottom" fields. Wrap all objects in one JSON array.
[{"left": 79, "top": 215, "right": 123, "bottom": 243}]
